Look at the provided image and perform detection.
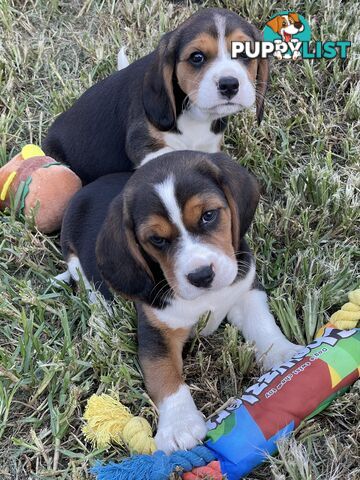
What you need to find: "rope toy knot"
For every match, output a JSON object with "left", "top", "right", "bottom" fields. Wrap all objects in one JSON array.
[
  {"left": 330, "top": 288, "right": 360, "bottom": 329},
  {"left": 123, "top": 417, "right": 156, "bottom": 454},
  {"left": 83, "top": 394, "right": 156, "bottom": 454}
]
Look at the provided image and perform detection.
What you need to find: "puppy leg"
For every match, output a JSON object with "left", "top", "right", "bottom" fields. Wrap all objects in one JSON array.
[
  {"left": 138, "top": 305, "right": 207, "bottom": 454},
  {"left": 117, "top": 47, "right": 129, "bottom": 70},
  {"left": 199, "top": 312, "right": 224, "bottom": 337},
  {"left": 228, "top": 288, "right": 303, "bottom": 370},
  {"left": 67, "top": 255, "right": 98, "bottom": 305}
]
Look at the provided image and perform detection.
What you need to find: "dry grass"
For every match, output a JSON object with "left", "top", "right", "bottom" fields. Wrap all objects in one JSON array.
[{"left": 0, "top": 0, "right": 359, "bottom": 479}]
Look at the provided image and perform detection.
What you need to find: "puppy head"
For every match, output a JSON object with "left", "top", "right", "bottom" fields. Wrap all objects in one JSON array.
[
  {"left": 96, "top": 151, "right": 259, "bottom": 303},
  {"left": 143, "top": 8, "right": 269, "bottom": 129}
]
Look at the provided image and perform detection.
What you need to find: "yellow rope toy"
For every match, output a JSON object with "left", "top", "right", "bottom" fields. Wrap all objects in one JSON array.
[
  {"left": 316, "top": 288, "right": 360, "bottom": 337},
  {"left": 329, "top": 289, "right": 360, "bottom": 328},
  {"left": 82, "top": 394, "right": 156, "bottom": 454}
]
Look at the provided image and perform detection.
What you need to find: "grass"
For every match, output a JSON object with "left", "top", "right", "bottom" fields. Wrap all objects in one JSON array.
[{"left": 0, "top": 0, "right": 359, "bottom": 479}]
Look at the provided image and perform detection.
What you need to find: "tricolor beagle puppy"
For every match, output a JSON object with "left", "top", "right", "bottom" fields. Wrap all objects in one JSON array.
[
  {"left": 60, "top": 151, "right": 301, "bottom": 453},
  {"left": 43, "top": 8, "right": 269, "bottom": 184}
]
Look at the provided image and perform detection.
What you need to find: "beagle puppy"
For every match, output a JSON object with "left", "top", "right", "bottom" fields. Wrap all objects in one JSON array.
[
  {"left": 43, "top": 8, "right": 269, "bottom": 184},
  {"left": 60, "top": 151, "right": 301, "bottom": 453}
]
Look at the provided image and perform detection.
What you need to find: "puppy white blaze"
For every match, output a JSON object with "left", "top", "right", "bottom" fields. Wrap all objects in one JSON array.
[
  {"left": 195, "top": 14, "right": 256, "bottom": 117},
  {"left": 155, "top": 175, "right": 185, "bottom": 234},
  {"left": 155, "top": 176, "right": 237, "bottom": 300}
]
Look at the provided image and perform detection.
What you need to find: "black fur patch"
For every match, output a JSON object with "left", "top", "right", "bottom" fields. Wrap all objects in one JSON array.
[{"left": 211, "top": 117, "right": 227, "bottom": 134}]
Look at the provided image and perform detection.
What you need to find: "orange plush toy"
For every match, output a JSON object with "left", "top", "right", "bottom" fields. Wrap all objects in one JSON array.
[{"left": 0, "top": 144, "right": 81, "bottom": 233}]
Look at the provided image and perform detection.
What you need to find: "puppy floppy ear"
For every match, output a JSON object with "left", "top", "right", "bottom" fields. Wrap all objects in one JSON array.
[
  {"left": 252, "top": 27, "right": 270, "bottom": 124},
  {"left": 96, "top": 194, "right": 155, "bottom": 302},
  {"left": 206, "top": 154, "right": 260, "bottom": 251},
  {"left": 143, "top": 32, "right": 177, "bottom": 131},
  {"left": 256, "top": 54, "right": 269, "bottom": 124}
]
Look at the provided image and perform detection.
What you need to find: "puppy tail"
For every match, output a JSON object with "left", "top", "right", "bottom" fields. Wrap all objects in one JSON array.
[{"left": 117, "top": 47, "right": 129, "bottom": 71}]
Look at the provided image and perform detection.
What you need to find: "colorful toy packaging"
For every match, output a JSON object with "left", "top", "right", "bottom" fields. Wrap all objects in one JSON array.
[
  {"left": 194, "top": 326, "right": 360, "bottom": 479},
  {"left": 91, "top": 326, "right": 360, "bottom": 480}
]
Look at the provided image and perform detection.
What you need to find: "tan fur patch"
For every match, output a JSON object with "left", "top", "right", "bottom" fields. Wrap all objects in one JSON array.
[
  {"left": 144, "top": 249, "right": 178, "bottom": 295},
  {"left": 147, "top": 122, "right": 165, "bottom": 150},
  {"left": 148, "top": 251, "right": 178, "bottom": 295},
  {"left": 182, "top": 193, "right": 225, "bottom": 229},
  {"left": 163, "top": 62, "right": 176, "bottom": 115},
  {"left": 176, "top": 33, "right": 218, "bottom": 101},
  {"left": 140, "top": 305, "right": 190, "bottom": 403},
  {"left": 176, "top": 62, "right": 203, "bottom": 103},
  {"left": 179, "top": 33, "right": 218, "bottom": 62},
  {"left": 206, "top": 206, "right": 234, "bottom": 257},
  {"left": 226, "top": 29, "right": 252, "bottom": 47},
  {"left": 227, "top": 29, "right": 257, "bottom": 83},
  {"left": 183, "top": 193, "right": 234, "bottom": 261},
  {"left": 138, "top": 215, "right": 179, "bottom": 294},
  {"left": 138, "top": 214, "right": 176, "bottom": 241},
  {"left": 123, "top": 203, "right": 154, "bottom": 280},
  {"left": 222, "top": 185, "right": 240, "bottom": 251}
]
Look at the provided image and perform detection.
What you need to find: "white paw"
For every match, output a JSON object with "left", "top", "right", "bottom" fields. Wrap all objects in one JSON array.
[
  {"left": 155, "top": 385, "right": 207, "bottom": 454},
  {"left": 155, "top": 410, "right": 207, "bottom": 454},
  {"left": 199, "top": 313, "right": 222, "bottom": 337},
  {"left": 293, "top": 51, "right": 302, "bottom": 60},
  {"left": 261, "top": 340, "right": 304, "bottom": 371},
  {"left": 51, "top": 270, "right": 71, "bottom": 286}
]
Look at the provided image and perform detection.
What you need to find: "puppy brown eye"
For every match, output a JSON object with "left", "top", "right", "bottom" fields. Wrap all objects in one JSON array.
[
  {"left": 149, "top": 235, "right": 168, "bottom": 248},
  {"left": 189, "top": 51, "right": 206, "bottom": 66},
  {"left": 201, "top": 210, "right": 218, "bottom": 225}
]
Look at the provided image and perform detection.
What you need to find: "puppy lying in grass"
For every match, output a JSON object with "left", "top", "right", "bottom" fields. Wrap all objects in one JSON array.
[{"left": 59, "top": 151, "right": 301, "bottom": 453}]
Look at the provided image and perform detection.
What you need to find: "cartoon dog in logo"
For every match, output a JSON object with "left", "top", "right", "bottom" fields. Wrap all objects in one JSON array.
[{"left": 266, "top": 13, "right": 304, "bottom": 59}]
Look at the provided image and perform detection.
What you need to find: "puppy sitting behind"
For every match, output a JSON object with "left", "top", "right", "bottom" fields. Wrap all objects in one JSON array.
[
  {"left": 59, "top": 151, "right": 301, "bottom": 453},
  {"left": 44, "top": 8, "right": 269, "bottom": 184}
]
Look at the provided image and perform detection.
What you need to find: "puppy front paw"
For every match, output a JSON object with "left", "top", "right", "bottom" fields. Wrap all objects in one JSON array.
[
  {"left": 155, "top": 384, "right": 207, "bottom": 454},
  {"left": 155, "top": 410, "right": 207, "bottom": 454},
  {"left": 261, "top": 340, "right": 304, "bottom": 371}
]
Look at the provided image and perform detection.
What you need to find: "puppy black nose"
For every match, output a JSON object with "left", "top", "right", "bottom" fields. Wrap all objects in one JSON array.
[
  {"left": 187, "top": 265, "right": 215, "bottom": 288},
  {"left": 294, "top": 21, "right": 302, "bottom": 29},
  {"left": 218, "top": 76, "right": 239, "bottom": 99}
]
